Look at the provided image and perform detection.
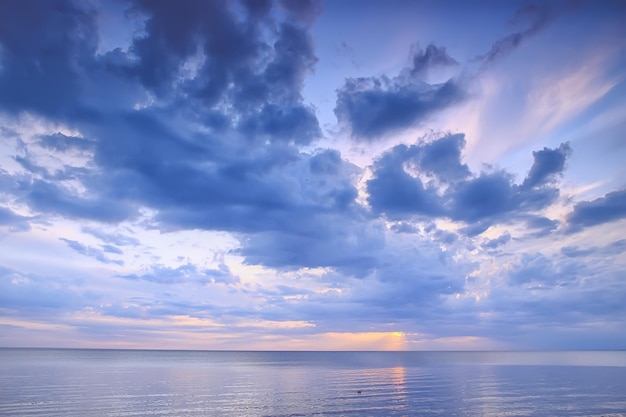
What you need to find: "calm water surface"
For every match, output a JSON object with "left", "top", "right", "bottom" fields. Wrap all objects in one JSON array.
[{"left": 1, "top": 349, "right": 625, "bottom": 416}]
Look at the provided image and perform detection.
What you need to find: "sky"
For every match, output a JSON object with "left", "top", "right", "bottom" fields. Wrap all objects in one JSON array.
[{"left": 1, "top": 0, "right": 625, "bottom": 351}]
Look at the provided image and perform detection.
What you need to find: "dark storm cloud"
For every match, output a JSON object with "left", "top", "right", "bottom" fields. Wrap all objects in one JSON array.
[
  {"left": 0, "top": 0, "right": 327, "bottom": 228},
  {"left": 566, "top": 189, "right": 626, "bottom": 231},
  {"left": 0, "top": 0, "right": 97, "bottom": 116},
  {"left": 367, "top": 134, "right": 470, "bottom": 217},
  {"left": 25, "top": 180, "right": 136, "bottom": 223},
  {"left": 238, "top": 102, "right": 320, "bottom": 145},
  {"left": 84, "top": 109, "right": 354, "bottom": 234},
  {"left": 124, "top": 1, "right": 321, "bottom": 144},
  {"left": 309, "top": 149, "right": 343, "bottom": 175},
  {"left": 335, "top": 43, "right": 464, "bottom": 140},
  {"left": 240, "top": 0, "right": 272, "bottom": 19},
  {"left": 335, "top": 75, "right": 464, "bottom": 140},
  {"left": 37, "top": 133, "right": 96, "bottom": 152},
  {"left": 367, "top": 137, "right": 569, "bottom": 234},
  {"left": 0, "top": 0, "right": 321, "bottom": 141},
  {"left": 127, "top": 0, "right": 213, "bottom": 94},
  {"left": 522, "top": 143, "right": 572, "bottom": 189},
  {"left": 410, "top": 43, "right": 458, "bottom": 78},
  {"left": 238, "top": 215, "right": 382, "bottom": 278},
  {"left": 449, "top": 171, "right": 558, "bottom": 224},
  {"left": 235, "top": 19, "right": 321, "bottom": 144},
  {"left": 367, "top": 155, "right": 442, "bottom": 217},
  {"left": 227, "top": 152, "right": 370, "bottom": 277},
  {"left": 278, "top": 0, "right": 323, "bottom": 25},
  {"left": 411, "top": 134, "right": 471, "bottom": 183}
]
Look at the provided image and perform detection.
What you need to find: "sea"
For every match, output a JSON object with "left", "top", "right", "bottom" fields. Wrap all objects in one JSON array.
[{"left": 0, "top": 349, "right": 625, "bottom": 417}]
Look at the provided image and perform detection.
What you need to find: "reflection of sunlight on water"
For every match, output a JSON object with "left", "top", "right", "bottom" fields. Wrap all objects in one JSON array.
[
  {"left": 337, "top": 365, "right": 410, "bottom": 414},
  {"left": 390, "top": 365, "right": 406, "bottom": 389},
  {"left": 457, "top": 367, "right": 516, "bottom": 417},
  {"left": 389, "top": 366, "right": 408, "bottom": 411},
  {"left": 3, "top": 350, "right": 626, "bottom": 416}
]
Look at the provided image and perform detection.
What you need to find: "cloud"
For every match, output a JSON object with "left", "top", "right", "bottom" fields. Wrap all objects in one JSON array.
[
  {"left": 0, "top": 206, "right": 31, "bottom": 232},
  {"left": 81, "top": 226, "right": 140, "bottom": 247},
  {"left": 525, "top": 215, "right": 560, "bottom": 231},
  {"left": 522, "top": 215, "right": 560, "bottom": 237},
  {"left": 367, "top": 163, "right": 441, "bottom": 218},
  {"left": 59, "top": 238, "right": 124, "bottom": 265},
  {"left": 0, "top": 0, "right": 322, "bottom": 143},
  {"left": 37, "top": 133, "right": 95, "bottom": 152},
  {"left": 449, "top": 171, "right": 558, "bottom": 224},
  {"left": 367, "top": 135, "right": 568, "bottom": 234},
  {"left": 567, "top": 189, "right": 626, "bottom": 231},
  {"left": 238, "top": 102, "right": 321, "bottom": 145},
  {"left": 241, "top": 234, "right": 470, "bottom": 330},
  {"left": 482, "top": 232, "right": 511, "bottom": 249},
  {"left": 0, "top": 0, "right": 329, "bottom": 233},
  {"left": 238, "top": 215, "right": 383, "bottom": 278},
  {"left": 410, "top": 133, "right": 471, "bottom": 183},
  {"left": 409, "top": 43, "right": 459, "bottom": 78},
  {"left": 0, "top": 266, "right": 86, "bottom": 314},
  {"left": 562, "top": 239, "right": 626, "bottom": 258},
  {"left": 367, "top": 134, "right": 471, "bottom": 217},
  {"left": 477, "top": 3, "right": 554, "bottom": 66},
  {"left": 25, "top": 179, "right": 136, "bottom": 223},
  {"left": 278, "top": 0, "right": 323, "bottom": 25},
  {"left": 522, "top": 143, "right": 572, "bottom": 189},
  {"left": 1, "top": 0, "right": 624, "bottom": 350},
  {"left": 0, "top": 0, "right": 98, "bottom": 117},
  {"left": 334, "top": 44, "right": 465, "bottom": 140},
  {"left": 239, "top": 0, "right": 272, "bottom": 19},
  {"left": 123, "top": 1, "right": 321, "bottom": 144},
  {"left": 334, "top": 2, "right": 561, "bottom": 141},
  {"left": 120, "top": 263, "right": 239, "bottom": 285},
  {"left": 492, "top": 248, "right": 626, "bottom": 343},
  {"left": 389, "top": 222, "right": 420, "bottom": 234}
]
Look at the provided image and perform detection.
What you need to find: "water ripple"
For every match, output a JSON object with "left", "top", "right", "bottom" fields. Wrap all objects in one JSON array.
[{"left": 1, "top": 349, "right": 625, "bottom": 417}]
